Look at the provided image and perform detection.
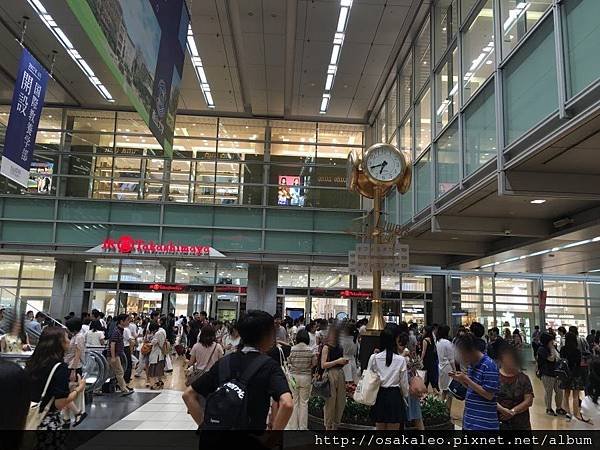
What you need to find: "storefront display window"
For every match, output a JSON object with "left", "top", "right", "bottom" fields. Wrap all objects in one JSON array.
[{"left": 278, "top": 266, "right": 309, "bottom": 287}]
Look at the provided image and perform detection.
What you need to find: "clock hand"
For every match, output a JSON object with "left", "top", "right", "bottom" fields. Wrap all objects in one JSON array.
[
  {"left": 370, "top": 163, "right": 384, "bottom": 169},
  {"left": 379, "top": 160, "right": 388, "bottom": 174}
]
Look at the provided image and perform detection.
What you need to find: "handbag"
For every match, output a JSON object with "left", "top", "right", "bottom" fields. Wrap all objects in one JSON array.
[
  {"left": 141, "top": 342, "right": 152, "bottom": 355},
  {"left": 279, "top": 346, "right": 297, "bottom": 390},
  {"left": 185, "top": 343, "right": 218, "bottom": 386},
  {"left": 409, "top": 372, "right": 427, "bottom": 397},
  {"left": 312, "top": 371, "right": 331, "bottom": 398},
  {"left": 353, "top": 358, "right": 380, "bottom": 406},
  {"left": 448, "top": 379, "right": 467, "bottom": 401},
  {"left": 26, "top": 362, "right": 62, "bottom": 430}
]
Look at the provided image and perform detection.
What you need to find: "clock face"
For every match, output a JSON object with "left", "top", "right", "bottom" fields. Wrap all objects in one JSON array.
[{"left": 364, "top": 145, "right": 404, "bottom": 183}]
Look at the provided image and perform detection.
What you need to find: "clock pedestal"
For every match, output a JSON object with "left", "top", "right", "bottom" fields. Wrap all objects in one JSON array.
[{"left": 365, "top": 185, "right": 386, "bottom": 333}]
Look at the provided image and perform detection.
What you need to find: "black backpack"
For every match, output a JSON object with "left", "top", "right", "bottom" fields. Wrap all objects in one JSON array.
[{"left": 202, "top": 353, "right": 271, "bottom": 430}]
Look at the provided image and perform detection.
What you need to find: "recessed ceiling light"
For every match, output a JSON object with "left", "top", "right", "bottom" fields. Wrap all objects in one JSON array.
[{"left": 530, "top": 199, "right": 546, "bottom": 204}]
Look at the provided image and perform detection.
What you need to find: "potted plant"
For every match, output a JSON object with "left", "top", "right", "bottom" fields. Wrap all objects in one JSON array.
[{"left": 420, "top": 395, "right": 453, "bottom": 430}]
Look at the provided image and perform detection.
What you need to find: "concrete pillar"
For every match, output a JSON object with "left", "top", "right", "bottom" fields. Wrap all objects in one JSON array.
[
  {"left": 49, "top": 260, "right": 87, "bottom": 320},
  {"left": 246, "top": 264, "right": 278, "bottom": 314},
  {"left": 431, "top": 275, "right": 449, "bottom": 326}
]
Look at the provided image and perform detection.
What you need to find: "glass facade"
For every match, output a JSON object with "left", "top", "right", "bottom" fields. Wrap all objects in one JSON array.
[{"left": 376, "top": 0, "right": 599, "bottom": 231}]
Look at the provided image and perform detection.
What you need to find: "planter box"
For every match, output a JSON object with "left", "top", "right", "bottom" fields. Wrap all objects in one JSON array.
[{"left": 308, "top": 413, "right": 455, "bottom": 431}]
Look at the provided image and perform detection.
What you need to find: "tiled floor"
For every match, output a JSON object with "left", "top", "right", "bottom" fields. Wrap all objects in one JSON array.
[{"left": 107, "top": 389, "right": 197, "bottom": 431}]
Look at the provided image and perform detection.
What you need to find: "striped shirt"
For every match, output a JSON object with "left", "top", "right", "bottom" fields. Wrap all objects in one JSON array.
[
  {"left": 288, "top": 343, "right": 314, "bottom": 375},
  {"left": 463, "top": 354, "right": 500, "bottom": 430}
]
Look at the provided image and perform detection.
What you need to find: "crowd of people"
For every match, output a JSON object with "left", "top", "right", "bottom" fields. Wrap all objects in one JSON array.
[{"left": 2, "top": 305, "right": 600, "bottom": 437}]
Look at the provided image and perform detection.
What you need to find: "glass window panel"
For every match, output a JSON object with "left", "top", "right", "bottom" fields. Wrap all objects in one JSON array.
[
  {"left": 69, "top": 132, "right": 114, "bottom": 150},
  {"left": 545, "top": 306, "right": 588, "bottom": 336},
  {"left": 564, "top": 0, "right": 600, "bottom": 97},
  {"left": 218, "top": 140, "right": 264, "bottom": 157},
  {"left": 386, "top": 81, "right": 398, "bottom": 139},
  {"left": 435, "top": 47, "right": 459, "bottom": 133},
  {"left": 174, "top": 116, "right": 217, "bottom": 138},
  {"left": 310, "top": 267, "right": 349, "bottom": 288},
  {"left": 464, "top": 82, "right": 496, "bottom": 175},
  {"left": 376, "top": 109, "right": 386, "bottom": 142},
  {"left": 0, "top": 256, "right": 21, "bottom": 278},
  {"left": 271, "top": 121, "right": 316, "bottom": 143},
  {"left": 36, "top": 108, "right": 62, "bottom": 130},
  {"left": 216, "top": 263, "right": 248, "bottom": 285},
  {"left": 116, "top": 112, "right": 152, "bottom": 135},
  {"left": 175, "top": 262, "right": 215, "bottom": 284},
  {"left": 434, "top": 0, "right": 458, "bottom": 63},
  {"left": 415, "top": 18, "right": 431, "bottom": 94},
  {"left": 501, "top": 1, "right": 552, "bottom": 57},
  {"left": 398, "top": 117, "right": 412, "bottom": 154},
  {"left": 173, "top": 138, "right": 217, "bottom": 157},
  {"left": 67, "top": 110, "right": 116, "bottom": 133},
  {"left": 400, "top": 182, "right": 413, "bottom": 224},
  {"left": 219, "top": 118, "right": 266, "bottom": 140},
  {"left": 436, "top": 120, "right": 459, "bottom": 196},
  {"left": 504, "top": 16, "right": 557, "bottom": 144},
  {"left": 495, "top": 277, "right": 536, "bottom": 295},
  {"left": 462, "top": 0, "right": 479, "bottom": 22},
  {"left": 316, "top": 146, "right": 352, "bottom": 161},
  {"left": 398, "top": 52, "right": 413, "bottom": 119},
  {"left": 415, "top": 150, "right": 432, "bottom": 212},
  {"left": 317, "top": 123, "right": 363, "bottom": 145},
  {"left": 21, "top": 258, "right": 54, "bottom": 279},
  {"left": 120, "top": 260, "right": 166, "bottom": 283},
  {"left": 278, "top": 265, "right": 308, "bottom": 287},
  {"left": 462, "top": 0, "right": 495, "bottom": 101},
  {"left": 115, "top": 134, "right": 160, "bottom": 151},
  {"left": 544, "top": 280, "right": 585, "bottom": 298},
  {"left": 36, "top": 130, "right": 61, "bottom": 147},
  {"left": 415, "top": 86, "right": 431, "bottom": 157},
  {"left": 271, "top": 143, "right": 316, "bottom": 160},
  {"left": 0, "top": 106, "right": 10, "bottom": 128}
]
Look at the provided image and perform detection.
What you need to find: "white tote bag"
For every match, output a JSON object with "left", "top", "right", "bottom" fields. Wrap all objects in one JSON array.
[
  {"left": 353, "top": 358, "right": 381, "bottom": 406},
  {"left": 26, "top": 362, "right": 62, "bottom": 430}
]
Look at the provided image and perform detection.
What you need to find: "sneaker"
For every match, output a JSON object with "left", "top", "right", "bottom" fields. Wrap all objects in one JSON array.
[
  {"left": 566, "top": 413, "right": 572, "bottom": 421},
  {"left": 546, "top": 409, "right": 557, "bottom": 416},
  {"left": 72, "top": 412, "right": 87, "bottom": 427},
  {"left": 121, "top": 388, "right": 134, "bottom": 397},
  {"left": 556, "top": 408, "right": 567, "bottom": 416}
]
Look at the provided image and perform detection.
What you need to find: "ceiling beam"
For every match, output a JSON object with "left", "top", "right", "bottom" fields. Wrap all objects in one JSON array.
[
  {"left": 224, "top": 0, "right": 253, "bottom": 114},
  {"left": 283, "top": 0, "right": 297, "bottom": 117},
  {"left": 501, "top": 170, "right": 600, "bottom": 200},
  {"left": 401, "top": 238, "right": 487, "bottom": 257},
  {"left": 432, "top": 215, "right": 552, "bottom": 238}
]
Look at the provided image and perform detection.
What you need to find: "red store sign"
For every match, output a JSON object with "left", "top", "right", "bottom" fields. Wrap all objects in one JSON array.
[
  {"left": 88, "top": 235, "right": 225, "bottom": 258},
  {"left": 149, "top": 283, "right": 186, "bottom": 292},
  {"left": 340, "top": 289, "right": 371, "bottom": 298}
]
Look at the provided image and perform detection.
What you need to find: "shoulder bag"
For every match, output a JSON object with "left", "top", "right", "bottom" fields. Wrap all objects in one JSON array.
[
  {"left": 353, "top": 356, "right": 381, "bottom": 406},
  {"left": 26, "top": 362, "right": 62, "bottom": 430},
  {"left": 279, "top": 345, "right": 297, "bottom": 390},
  {"left": 185, "top": 343, "right": 218, "bottom": 386}
]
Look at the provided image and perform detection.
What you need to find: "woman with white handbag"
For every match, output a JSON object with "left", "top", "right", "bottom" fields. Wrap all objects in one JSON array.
[
  {"left": 367, "top": 325, "right": 409, "bottom": 430},
  {"left": 25, "top": 327, "right": 86, "bottom": 430}
]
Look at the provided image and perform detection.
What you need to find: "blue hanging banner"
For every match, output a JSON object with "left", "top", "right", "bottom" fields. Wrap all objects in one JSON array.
[{"left": 1, "top": 48, "right": 49, "bottom": 187}]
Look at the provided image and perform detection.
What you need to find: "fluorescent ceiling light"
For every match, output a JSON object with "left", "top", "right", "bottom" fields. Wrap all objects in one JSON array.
[
  {"left": 530, "top": 199, "right": 546, "bottom": 204},
  {"left": 480, "top": 235, "right": 600, "bottom": 269},
  {"left": 320, "top": 1, "right": 353, "bottom": 114},
  {"left": 26, "top": 0, "right": 114, "bottom": 102},
  {"left": 186, "top": 24, "right": 215, "bottom": 109}
]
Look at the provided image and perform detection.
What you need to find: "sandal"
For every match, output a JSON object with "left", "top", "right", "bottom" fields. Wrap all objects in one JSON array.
[
  {"left": 576, "top": 415, "right": 591, "bottom": 424},
  {"left": 72, "top": 412, "right": 87, "bottom": 427}
]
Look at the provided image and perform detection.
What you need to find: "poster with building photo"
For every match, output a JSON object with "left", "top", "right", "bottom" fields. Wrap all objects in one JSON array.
[{"left": 66, "top": 0, "right": 189, "bottom": 156}]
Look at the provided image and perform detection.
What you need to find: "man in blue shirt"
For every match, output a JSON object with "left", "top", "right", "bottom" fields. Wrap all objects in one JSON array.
[{"left": 450, "top": 332, "right": 500, "bottom": 430}]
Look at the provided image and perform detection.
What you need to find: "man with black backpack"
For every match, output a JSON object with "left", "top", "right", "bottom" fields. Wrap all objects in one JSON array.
[{"left": 182, "top": 310, "right": 293, "bottom": 437}]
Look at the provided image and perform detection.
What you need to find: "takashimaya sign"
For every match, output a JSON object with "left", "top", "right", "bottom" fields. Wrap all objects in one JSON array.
[{"left": 87, "top": 235, "right": 225, "bottom": 258}]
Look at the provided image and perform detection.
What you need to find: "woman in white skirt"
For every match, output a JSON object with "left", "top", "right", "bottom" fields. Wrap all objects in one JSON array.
[{"left": 435, "top": 325, "right": 456, "bottom": 409}]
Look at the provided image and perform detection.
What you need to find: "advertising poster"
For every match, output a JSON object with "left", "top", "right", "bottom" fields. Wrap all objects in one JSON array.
[
  {"left": 278, "top": 175, "right": 305, "bottom": 206},
  {"left": 28, "top": 161, "right": 54, "bottom": 194},
  {"left": 1, "top": 48, "right": 49, "bottom": 187},
  {"left": 66, "top": 0, "right": 189, "bottom": 156}
]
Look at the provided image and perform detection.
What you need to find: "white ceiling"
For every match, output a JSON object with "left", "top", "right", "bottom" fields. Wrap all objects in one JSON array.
[{"left": 0, "top": 0, "right": 422, "bottom": 122}]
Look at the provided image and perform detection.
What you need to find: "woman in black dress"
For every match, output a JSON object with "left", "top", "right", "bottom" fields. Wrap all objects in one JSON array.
[
  {"left": 559, "top": 331, "right": 587, "bottom": 421},
  {"left": 420, "top": 326, "right": 439, "bottom": 394}
]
